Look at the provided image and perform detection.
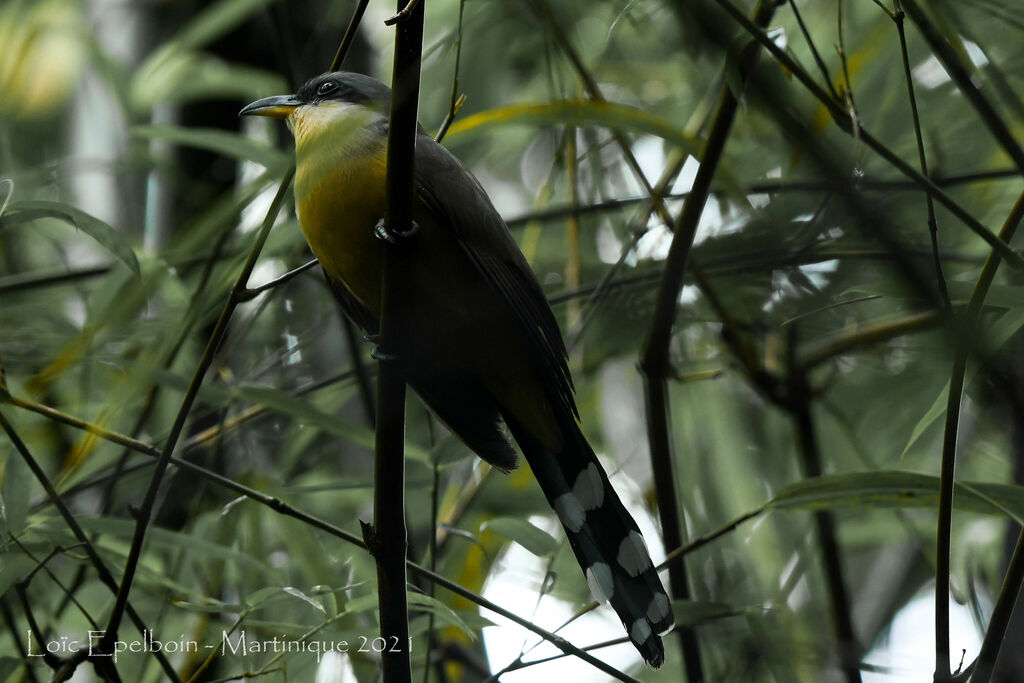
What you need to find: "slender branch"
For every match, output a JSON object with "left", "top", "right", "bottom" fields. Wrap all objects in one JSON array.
[
  {"left": 799, "top": 310, "right": 943, "bottom": 369},
  {"left": 659, "top": 507, "right": 767, "bottom": 570},
  {"left": 934, "top": 190, "right": 1024, "bottom": 681},
  {"left": 236, "top": 257, "right": 319, "bottom": 300},
  {"left": 330, "top": 0, "right": 371, "bottom": 72},
  {"left": 9, "top": 537, "right": 98, "bottom": 630},
  {"left": 787, "top": 0, "right": 838, "bottom": 99},
  {"left": 835, "top": 0, "right": 862, "bottom": 161},
  {"left": 338, "top": 313, "right": 376, "bottom": 427},
  {"left": 434, "top": 0, "right": 466, "bottom": 144},
  {"left": 788, "top": 331, "right": 862, "bottom": 683},
  {"left": 363, "top": 1, "right": 426, "bottom": 681},
  {"left": 636, "top": 4, "right": 778, "bottom": 679},
  {"left": 892, "top": 6, "right": 950, "bottom": 310}
]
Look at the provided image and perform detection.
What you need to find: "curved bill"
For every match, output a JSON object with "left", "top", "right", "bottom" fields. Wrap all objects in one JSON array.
[{"left": 239, "top": 94, "right": 301, "bottom": 119}]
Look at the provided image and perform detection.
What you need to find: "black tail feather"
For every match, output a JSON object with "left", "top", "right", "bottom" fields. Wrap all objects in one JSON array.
[{"left": 504, "top": 415, "right": 675, "bottom": 667}]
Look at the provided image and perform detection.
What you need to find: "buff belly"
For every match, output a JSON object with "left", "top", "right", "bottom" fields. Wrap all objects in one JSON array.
[{"left": 294, "top": 153, "right": 387, "bottom": 314}]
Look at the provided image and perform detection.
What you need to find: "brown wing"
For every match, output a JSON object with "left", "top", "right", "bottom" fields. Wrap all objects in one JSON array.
[{"left": 412, "top": 133, "right": 577, "bottom": 421}]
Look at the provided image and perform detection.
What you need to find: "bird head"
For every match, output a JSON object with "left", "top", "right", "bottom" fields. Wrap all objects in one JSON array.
[{"left": 240, "top": 72, "right": 391, "bottom": 150}]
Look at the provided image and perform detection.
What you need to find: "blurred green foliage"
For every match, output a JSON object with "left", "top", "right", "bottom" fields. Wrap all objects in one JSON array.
[{"left": 1, "top": 0, "right": 1024, "bottom": 681}]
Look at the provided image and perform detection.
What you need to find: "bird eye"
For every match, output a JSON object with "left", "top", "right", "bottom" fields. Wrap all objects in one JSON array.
[{"left": 317, "top": 80, "right": 339, "bottom": 97}]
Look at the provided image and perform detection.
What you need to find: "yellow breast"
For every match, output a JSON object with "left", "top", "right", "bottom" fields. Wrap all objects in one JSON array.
[{"left": 289, "top": 101, "right": 388, "bottom": 313}]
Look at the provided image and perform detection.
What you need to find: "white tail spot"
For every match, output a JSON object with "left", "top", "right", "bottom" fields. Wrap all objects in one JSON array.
[
  {"left": 571, "top": 463, "right": 604, "bottom": 510},
  {"left": 648, "top": 593, "right": 674, "bottom": 635},
  {"left": 617, "top": 531, "right": 653, "bottom": 576},
  {"left": 630, "top": 617, "right": 653, "bottom": 645},
  {"left": 586, "top": 562, "right": 614, "bottom": 604},
  {"left": 553, "top": 493, "right": 585, "bottom": 533}
]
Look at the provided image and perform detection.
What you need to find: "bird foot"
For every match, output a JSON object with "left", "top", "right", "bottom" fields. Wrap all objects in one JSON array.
[{"left": 374, "top": 218, "right": 420, "bottom": 246}]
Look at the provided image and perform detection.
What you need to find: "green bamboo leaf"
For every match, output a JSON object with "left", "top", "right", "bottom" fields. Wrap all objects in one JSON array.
[
  {"left": 174, "top": 598, "right": 244, "bottom": 613},
  {"left": 769, "top": 471, "right": 1024, "bottom": 520},
  {"left": 132, "top": 125, "right": 287, "bottom": 169},
  {"left": 405, "top": 592, "right": 478, "bottom": 639},
  {"left": 75, "top": 517, "right": 275, "bottom": 574},
  {"left": 241, "top": 586, "right": 327, "bottom": 614},
  {"left": 245, "top": 586, "right": 285, "bottom": 607},
  {"left": 447, "top": 100, "right": 702, "bottom": 159},
  {"left": 0, "top": 453, "right": 30, "bottom": 538},
  {"left": 482, "top": 516, "right": 559, "bottom": 557},
  {"left": 281, "top": 586, "right": 327, "bottom": 614},
  {"left": 1, "top": 200, "right": 140, "bottom": 278},
  {"left": 447, "top": 100, "right": 752, "bottom": 199}
]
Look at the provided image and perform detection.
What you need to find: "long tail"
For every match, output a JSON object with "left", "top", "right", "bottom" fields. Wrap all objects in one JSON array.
[{"left": 505, "top": 415, "right": 675, "bottom": 667}]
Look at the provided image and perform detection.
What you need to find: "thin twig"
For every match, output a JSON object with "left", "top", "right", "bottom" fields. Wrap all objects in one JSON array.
[
  {"left": 385, "top": 0, "right": 422, "bottom": 26},
  {"left": 835, "top": 0, "right": 862, "bottom": 160},
  {"left": 659, "top": 507, "right": 767, "bottom": 570},
  {"left": 330, "top": 0, "right": 371, "bottom": 71},
  {"left": 565, "top": 150, "right": 689, "bottom": 351},
  {"left": 236, "top": 257, "right": 319, "bottom": 300},
  {"left": 787, "top": 0, "right": 839, "bottom": 99},
  {"left": 434, "top": 0, "right": 466, "bottom": 144},
  {"left": 8, "top": 537, "right": 98, "bottom": 630},
  {"left": 892, "top": 5, "right": 951, "bottom": 310}
]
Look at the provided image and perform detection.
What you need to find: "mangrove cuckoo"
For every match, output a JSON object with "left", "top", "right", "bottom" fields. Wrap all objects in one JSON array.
[{"left": 240, "top": 72, "right": 675, "bottom": 666}]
